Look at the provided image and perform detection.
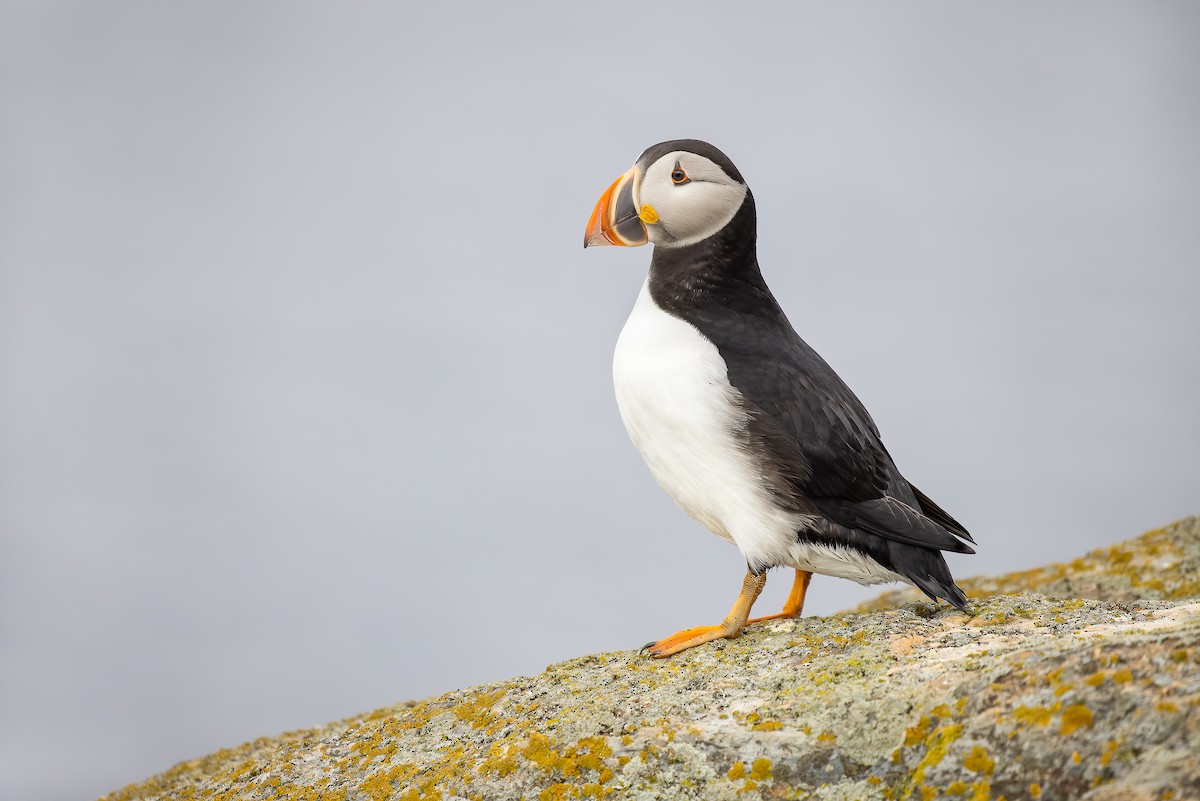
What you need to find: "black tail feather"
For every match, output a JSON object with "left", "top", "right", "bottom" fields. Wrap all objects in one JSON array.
[
  {"left": 889, "top": 540, "right": 972, "bottom": 612},
  {"left": 910, "top": 573, "right": 970, "bottom": 612},
  {"left": 816, "top": 496, "right": 975, "bottom": 554}
]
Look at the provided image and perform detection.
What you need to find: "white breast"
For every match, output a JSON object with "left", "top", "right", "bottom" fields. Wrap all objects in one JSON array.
[{"left": 612, "top": 279, "right": 805, "bottom": 570}]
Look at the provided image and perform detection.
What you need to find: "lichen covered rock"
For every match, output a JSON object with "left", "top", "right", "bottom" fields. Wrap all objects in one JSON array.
[{"left": 103, "top": 518, "right": 1200, "bottom": 801}]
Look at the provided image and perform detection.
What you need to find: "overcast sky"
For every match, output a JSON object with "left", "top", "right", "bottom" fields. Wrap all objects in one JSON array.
[{"left": 2, "top": 3, "right": 1197, "bottom": 800}]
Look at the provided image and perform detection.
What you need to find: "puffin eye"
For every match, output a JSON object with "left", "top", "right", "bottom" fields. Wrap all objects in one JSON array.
[{"left": 670, "top": 162, "right": 691, "bottom": 185}]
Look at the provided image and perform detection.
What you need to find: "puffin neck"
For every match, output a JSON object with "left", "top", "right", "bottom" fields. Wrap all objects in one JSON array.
[{"left": 647, "top": 193, "right": 771, "bottom": 315}]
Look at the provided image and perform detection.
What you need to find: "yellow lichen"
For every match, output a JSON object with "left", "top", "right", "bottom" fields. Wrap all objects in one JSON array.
[
  {"left": 904, "top": 717, "right": 933, "bottom": 747},
  {"left": 962, "top": 746, "right": 995, "bottom": 776},
  {"left": 1030, "top": 783, "right": 1042, "bottom": 798},
  {"left": 911, "top": 723, "right": 963, "bottom": 787},
  {"left": 1060, "top": 705, "right": 1094, "bottom": 736},
  {"left": 1112, "top": 669, "right": 1133, "bottom": 684},
  {"left": 1012, "top": 705, "right": 1054, "bottom": 727},
  {"left": 537, "top": 783, "right": 612, "bottom": 801},
  {"left": 360, "top": 771, "right": 398, "bottom": 801},
  {"left": 728, "top": 761, "right": 746, "bottom": 780},
  {"left": 749, "top": 758, "right": 772, "bottom": 781},
  {"left": 521, "top": 733, "right": 573, "bottom": 774},
  {"left": 573, "top": 737, "right": 613, "bottom": 772}
]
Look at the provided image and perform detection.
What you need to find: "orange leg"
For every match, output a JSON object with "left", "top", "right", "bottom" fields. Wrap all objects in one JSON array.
[
  {"left": 641, "top": 570, "right": 767, "bottom": 658},
  {"left": 748, "top": 569, "right": 813, "bottom": 625}
]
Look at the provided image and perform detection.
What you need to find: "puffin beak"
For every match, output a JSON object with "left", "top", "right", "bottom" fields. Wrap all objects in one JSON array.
[{"left": 583, "top": 167, "right": 649, "bottom": 248}]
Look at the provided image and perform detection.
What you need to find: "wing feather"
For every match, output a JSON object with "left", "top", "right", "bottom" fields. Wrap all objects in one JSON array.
[{"left": 721, "top": 315, "right": 974, "bottom": 553}]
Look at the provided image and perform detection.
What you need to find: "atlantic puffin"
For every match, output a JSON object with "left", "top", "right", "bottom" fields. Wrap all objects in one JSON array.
[{"left": 583, "top": 140, "right": 974, "bottom": 658}]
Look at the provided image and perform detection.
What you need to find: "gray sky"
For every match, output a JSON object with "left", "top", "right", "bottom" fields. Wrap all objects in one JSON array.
[{"left": 1, "top": 3, "right": 1197, "bottom": 799}]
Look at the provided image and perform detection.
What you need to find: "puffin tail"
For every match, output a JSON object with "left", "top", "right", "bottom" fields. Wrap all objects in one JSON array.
[
  {"left": 910, "top": 573, "right": 970, "bottom": 612},
  {"left": 892, "top": 544, "right": 971, "bottom": 612}
]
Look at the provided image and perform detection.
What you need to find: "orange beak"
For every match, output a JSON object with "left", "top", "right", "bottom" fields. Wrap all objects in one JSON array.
[{"left": 583, "top": 167, "right": 649, "bottom": 248}]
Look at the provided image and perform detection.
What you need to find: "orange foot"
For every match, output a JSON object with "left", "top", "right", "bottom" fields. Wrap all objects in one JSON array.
[
  {"left": 641, "top": 621, "right": 744, "bottom": 658},
  {"left": 641, "top": 569, "right": 815, "bottom": 658},
  {"left": 640, "top": 571, "right": 767, "bottom": 658}
]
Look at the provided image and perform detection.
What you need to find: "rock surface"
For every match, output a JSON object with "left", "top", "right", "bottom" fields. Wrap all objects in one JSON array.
[{"left": 103, "top": 518, "right": 1200, "bottom": 801}]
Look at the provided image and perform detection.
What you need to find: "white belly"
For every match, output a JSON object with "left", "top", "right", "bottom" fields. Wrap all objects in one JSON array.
[{"left": 612, "top": 279, "right": 805, "bottom": 570}]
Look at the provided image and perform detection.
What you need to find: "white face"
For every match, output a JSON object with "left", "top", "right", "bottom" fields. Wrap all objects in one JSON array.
[{"left": 635, "top": 151, "right": 749, "bottom": 248}]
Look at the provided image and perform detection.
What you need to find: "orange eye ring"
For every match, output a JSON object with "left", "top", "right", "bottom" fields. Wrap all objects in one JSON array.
[{"left": 670, "top": 161, "right": 691, "bottom": 185}]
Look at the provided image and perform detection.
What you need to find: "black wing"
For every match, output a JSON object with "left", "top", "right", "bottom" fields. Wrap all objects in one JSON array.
[{"left": 682, "top": 289, "right": 974, "bottom": 555}]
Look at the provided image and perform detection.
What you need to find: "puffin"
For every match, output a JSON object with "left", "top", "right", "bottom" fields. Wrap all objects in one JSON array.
[{"left": 583, "top": 139, "right": 974, "bottom": 658}]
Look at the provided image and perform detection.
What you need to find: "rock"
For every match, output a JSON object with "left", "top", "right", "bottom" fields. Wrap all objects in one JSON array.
[{"left": 103, "top": 518, "right": 1200, "bottom": 801}]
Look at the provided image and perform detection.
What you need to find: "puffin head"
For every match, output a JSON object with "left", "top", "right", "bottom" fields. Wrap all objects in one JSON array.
[{"left": 583, "top": 139, "right": 750, "bottom": 250}]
